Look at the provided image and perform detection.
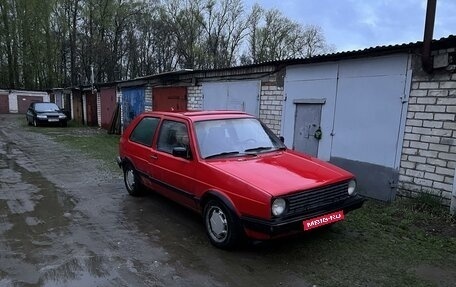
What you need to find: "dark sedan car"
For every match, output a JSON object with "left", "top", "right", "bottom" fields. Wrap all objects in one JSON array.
[{"left": 26, "top": 102, "right": 68, "bottom": 127}]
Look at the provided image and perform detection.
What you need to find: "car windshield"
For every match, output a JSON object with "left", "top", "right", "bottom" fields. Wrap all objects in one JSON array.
[
  {"left": 195, "top": 118, "right": 285, "bottom": 159},
  {"left": 34, "top": 103, "right": 60, "bottom": 112}
]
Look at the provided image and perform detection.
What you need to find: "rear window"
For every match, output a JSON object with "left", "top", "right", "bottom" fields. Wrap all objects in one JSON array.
[{"left": 129, "top": 117, "right": 160, "bottom": 147}]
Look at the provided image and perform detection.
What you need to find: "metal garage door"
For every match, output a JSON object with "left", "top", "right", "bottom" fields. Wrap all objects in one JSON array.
[
  {"left": 100, "top": 87, "right": 117, "bottom": 129},
  {"left": 17, "top": 96, "right": 43, "bottom": 113},
  {"left": 121, "top": 86, "right": 145, "bottom": 129},
  {"left": 0, "top": 93, "right": 8, "bottom": 113},
  {"left": 202, "top": 80, "right": 260, "bottom": 116},
  {"left": 153, "top": 87, "right": 187, "bottom": 112}
]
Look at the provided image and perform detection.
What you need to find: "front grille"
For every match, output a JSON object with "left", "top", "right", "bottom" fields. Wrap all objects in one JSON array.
[{"left": 285, "top": 181, "right": 350, "bottom": 217}]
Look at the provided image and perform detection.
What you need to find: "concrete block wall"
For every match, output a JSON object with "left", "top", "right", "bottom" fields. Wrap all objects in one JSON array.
[
  {"left": 259, "top": 79, "right": 284, "bottom": 136},
  {"left": 187, "top": 86, "right": 203, "bottom": 110},
  {"left": 398, "top": 48, "right": 456, "bottom": 206}
]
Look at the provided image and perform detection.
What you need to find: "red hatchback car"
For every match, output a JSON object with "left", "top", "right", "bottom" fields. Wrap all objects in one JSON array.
[{"left": 117, "top": 111, "right": 364, "bottom": 249}]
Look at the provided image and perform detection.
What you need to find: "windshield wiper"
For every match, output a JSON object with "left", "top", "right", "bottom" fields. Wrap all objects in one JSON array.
[
  {"left": 244, "top": 146, "right": 273, "bottom": 153},
  {"left": 204, "top": 151, "right": 240, "bottom": 159}
]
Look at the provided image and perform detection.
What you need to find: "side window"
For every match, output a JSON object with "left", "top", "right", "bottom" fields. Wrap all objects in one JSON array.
[
  {"left": 129, "top": 117, "right": 160, "bottom": 147},
  {"left": 157, "top": 120, "right": 189, "bottom": 154}
]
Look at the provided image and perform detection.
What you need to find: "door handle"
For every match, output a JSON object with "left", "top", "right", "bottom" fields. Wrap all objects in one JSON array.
[{"left": 150, "top": 154, "right": 158, "bottom": 159}]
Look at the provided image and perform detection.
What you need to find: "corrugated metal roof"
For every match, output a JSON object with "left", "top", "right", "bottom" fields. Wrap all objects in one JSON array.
[
  {"left": 197, "top": 35, "right": 456, "bottom": 72},
  {"left": 95, "top": 34, "right": 456, "bottom": 87}
]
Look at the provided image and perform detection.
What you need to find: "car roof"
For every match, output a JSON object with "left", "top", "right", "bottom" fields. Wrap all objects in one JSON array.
[{"left": 142, "top": 110, "right": 255, "bottom": 122}]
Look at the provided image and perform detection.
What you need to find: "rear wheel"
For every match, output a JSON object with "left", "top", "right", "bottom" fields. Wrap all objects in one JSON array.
[
  {"left": 123, "top": 163, "right": 144, "bottom": 196},
  {"left": 203, "top": 199, "right": 243, "bottom": 249}
]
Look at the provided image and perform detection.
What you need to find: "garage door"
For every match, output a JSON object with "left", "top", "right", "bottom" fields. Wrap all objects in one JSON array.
[
  {"left": 202, "top": 80, "right": 260, "bottom": 116},
  {"left": 100, "top": 87, "right": 117, "bottom": 129},
  {"left": 0, "top": 94, "right": 8, "bottom": 113},
  {"left": 17, "top": 96, "right": 43, "bottom": 113},
  {"left": 121, "top": 86, "right": 145, "bottom": 129},
  {"left": 153, "top": 87, "right": 187, "bottom": 112}
]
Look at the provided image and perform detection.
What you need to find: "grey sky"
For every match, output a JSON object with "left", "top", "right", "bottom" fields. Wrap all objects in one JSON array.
[{"left": 244, "top": 0, "right": 456, "bottom": 52}]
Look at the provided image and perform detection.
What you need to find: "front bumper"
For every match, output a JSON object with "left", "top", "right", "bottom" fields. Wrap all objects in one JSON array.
[
  {"left": 241, "top": 196, "right": 365, "bottom": 235},
  {"left": 36, "top": 117, "right": 67, "bottom": 125}
]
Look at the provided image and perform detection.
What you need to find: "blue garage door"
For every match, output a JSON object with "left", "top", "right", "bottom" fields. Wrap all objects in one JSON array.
[{"left": 122, "top": 87, "right": 145, "bottom": 129}]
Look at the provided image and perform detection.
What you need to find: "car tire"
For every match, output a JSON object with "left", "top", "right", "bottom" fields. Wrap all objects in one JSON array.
[
  {"left": 123, "top": 163, "right": 144, "bottom": 196},
  {"left": 203, "top": 199, "right": 243, "bottom": 249},
  {"left": 33, "top": 119, "right": 38, "bottom": 127},
  {"left": 27, "top": 117, "right": 32, "bottom": 126}
]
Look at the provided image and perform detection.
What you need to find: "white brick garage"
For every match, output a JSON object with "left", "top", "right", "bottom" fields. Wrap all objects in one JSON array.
[
  {"left": 399, "top": 48, "right": 456, "bottom": 208},
  {"left": 7, "top": 90, "right": 50, "bottom": 113},
  {"left": 282, "top": 54, "right": 412, "bottom": 201}
]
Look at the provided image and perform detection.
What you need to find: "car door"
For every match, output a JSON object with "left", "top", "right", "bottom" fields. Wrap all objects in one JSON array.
[
  {"left": 150, "top": 119, "right": 198, "bottom": 210},
  {"left": 26, "top": 104, "right": 34, "bottom": 122},
  {"left": 126, "top": 116, "right": 160, "bottom": 186}
]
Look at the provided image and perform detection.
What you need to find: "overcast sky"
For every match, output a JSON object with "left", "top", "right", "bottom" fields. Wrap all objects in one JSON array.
[{"left": 244, "top": 0, "right": 456, "bottom": 52}]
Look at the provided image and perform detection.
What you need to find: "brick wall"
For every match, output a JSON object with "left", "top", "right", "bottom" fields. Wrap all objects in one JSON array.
[
  {"left": 259, "top": 78, "right": 284, "bottom": 136},
  {"left": 145, "top": 85, "right": 153, "bottom": 112},
  {"left": 398, "top": 48, "right": 456, "bottom": 206},
  {"left": 186, "top": 80, "right": 284, "bottom": 135},
  {"left": 187, "top": 86, "right": 203, "bottom": 110},
  {"left": 96, "top": 92, "right": 101, "bottom": 127}
]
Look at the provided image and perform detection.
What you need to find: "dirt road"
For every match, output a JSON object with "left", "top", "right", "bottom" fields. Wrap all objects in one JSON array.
[{"left": 0, "top": 114, "right": 313, "bottom": 287}]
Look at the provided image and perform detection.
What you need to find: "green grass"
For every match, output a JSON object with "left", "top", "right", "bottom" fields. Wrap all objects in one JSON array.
[
  {"left": 23, "top": 118, "right": 121, "bottom": 172},
  {"left": 53, "top": 131, "right": 121, "bottom": 172},
  {"left": 23, "top": 117, "right": 456, "bottom": 286}
]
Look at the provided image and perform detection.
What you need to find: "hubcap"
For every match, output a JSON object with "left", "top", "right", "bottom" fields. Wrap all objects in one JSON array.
[
  {"left": 207, "top": 206, "right": 228, "bottom": 242},
  {"left": 126, "top": 169, "right": 135, "bottom": 190}
]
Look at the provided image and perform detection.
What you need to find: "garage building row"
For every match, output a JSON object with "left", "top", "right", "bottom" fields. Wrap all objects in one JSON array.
[
  {"left": 1, "top": 36, "right": 454, "bottom": 211},
  {"left": 101, "top": 36, "right": 455, "bottom": 210}
]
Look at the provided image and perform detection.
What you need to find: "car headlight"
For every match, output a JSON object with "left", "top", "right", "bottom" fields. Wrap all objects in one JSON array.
[
  {"left": 348, "top": 179, "right": 357, "bottom": 195},
  {"left": 37, "top": 114, "right": 47, "bottom": 119},
  {"left": 272, "top": 198, "right": 287, "bottom": 216}
]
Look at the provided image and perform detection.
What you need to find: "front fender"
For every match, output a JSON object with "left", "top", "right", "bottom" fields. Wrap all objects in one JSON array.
[{"left": 200, "top": 190, "right": 239, "bottom": 217}]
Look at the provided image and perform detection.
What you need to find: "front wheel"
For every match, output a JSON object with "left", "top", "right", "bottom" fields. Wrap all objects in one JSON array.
[
  {"left": 33, "top": 118, "right": 38, "bottom": 127},
  {"left": 123, "top": 163, "right": 144, "bottom": 196},
  {"left": 203, "top": 199, "right": 243, "bottom": 249}
]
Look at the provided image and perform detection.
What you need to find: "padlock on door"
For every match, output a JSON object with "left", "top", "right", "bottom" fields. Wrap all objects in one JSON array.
[{"left": 314, "top": 126, "right": 322, "bottom": 140}]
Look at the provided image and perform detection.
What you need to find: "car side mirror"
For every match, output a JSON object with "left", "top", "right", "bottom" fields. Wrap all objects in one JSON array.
[
  {"left": 279, "top": 136, "right": 285, "bottom": 143},
  {"left": 172, "top": 146, "right": 191, "bottom": 159}
]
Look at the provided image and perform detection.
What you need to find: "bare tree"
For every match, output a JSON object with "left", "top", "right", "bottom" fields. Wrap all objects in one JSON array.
[
  {"left": 0, "top": 0, "right": 335, "bottom": 89},
  {"left": 198, "top": 0, "right": 249, "bottom": 69},
  {"left": 245, "top": 7, "right": 332, "bottom": 63}
]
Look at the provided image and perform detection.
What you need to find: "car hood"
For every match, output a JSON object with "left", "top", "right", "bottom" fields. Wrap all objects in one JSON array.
[
  {"left": 37, "top": 111, "right": 65, "bottom": 116},
  {"left": 207, "top": 151, "right": 353, "bottom": 197}
]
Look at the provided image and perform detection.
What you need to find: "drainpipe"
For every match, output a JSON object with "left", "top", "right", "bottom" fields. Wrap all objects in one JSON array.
[
  {"left": 422, "top": 0, "right": 437, "bottom": 73},
  {"left": 451, "top": 167, "right": 456, "bottom": 215}
]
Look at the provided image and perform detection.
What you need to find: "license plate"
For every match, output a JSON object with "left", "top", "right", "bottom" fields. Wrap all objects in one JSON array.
[
  {"left": 48, "top": 118, "right": 59, "bottom": 122},
  {"left": 303, "top": 210, "right": 344, "bottom": 231}
]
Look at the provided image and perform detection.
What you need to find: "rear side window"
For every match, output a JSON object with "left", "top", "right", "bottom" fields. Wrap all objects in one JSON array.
[{"left": 129, "top": 117, "right": 160, "bottom": 147}]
